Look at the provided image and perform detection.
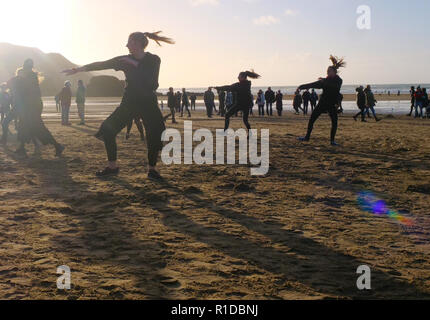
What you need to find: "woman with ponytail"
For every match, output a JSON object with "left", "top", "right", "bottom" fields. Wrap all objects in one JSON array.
[
  {"left": 214, "top": 70, "right": 260, "bottom": 132},
  {"left": 63, "top": 31, "right": 174, "bottom": 178},
  {"left": 297, "top": 55, "right": 345, "bottom": 146}
]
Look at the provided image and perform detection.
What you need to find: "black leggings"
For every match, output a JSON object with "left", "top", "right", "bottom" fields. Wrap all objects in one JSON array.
[
  {"left": 305, "top": 104, "right": 338, "bottom": 142},
  {"left": 96, "top": 95, "right": 165, "bottom": 166},
  {"left": 224, "top": 104, "right": 250, "bottom": 131}
]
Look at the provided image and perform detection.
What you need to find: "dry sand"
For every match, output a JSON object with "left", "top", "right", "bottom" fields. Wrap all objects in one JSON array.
[{"left": 0, "top": 110, "right": 429, "bottom": 300}]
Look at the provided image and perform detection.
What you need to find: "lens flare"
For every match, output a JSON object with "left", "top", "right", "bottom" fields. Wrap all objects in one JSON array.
[{"left": 357, "top": 191, "right": 414, "bottom": 226}]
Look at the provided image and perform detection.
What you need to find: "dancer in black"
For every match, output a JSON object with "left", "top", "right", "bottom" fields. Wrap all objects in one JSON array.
[
  {"left": 297, "top": 55, "right": 345, "bottom": 146},
  {"left": 63, "top": 31, "right": 174, "bottom": 178},
  {"left": 214, "top": 70, "right": 260, "bottom": 132},
  {"left": 15, "top": 59, "right": 64, "bottom": 157}
]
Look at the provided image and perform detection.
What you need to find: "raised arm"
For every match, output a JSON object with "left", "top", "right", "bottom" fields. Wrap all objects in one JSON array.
[{"left": 215, "top": 82, "right": 240, "bottom": 93}]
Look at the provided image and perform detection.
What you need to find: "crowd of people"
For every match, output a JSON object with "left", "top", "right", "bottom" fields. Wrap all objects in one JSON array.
[{"left": 0, "top": 31, "right": 429, "bottom": 179}]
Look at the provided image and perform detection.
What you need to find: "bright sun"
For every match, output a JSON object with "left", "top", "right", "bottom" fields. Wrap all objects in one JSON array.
[{"left": 0, "top": 0, "right": 67, "bottom": 53}]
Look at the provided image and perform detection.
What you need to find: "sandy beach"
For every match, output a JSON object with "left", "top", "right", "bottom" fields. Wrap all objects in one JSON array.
[{"left": 0, "top": 109, "right": 429, "bottom": 300}]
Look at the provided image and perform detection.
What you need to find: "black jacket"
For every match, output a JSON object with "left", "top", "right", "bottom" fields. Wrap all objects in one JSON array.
[
  {"left": 298, "top": 75, "right": 343, "bottom": 109},
  {"left": 216, "top": 80, "right": 253, "bottom": 110}
]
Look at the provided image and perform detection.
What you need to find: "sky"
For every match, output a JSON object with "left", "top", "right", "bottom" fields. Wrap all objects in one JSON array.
[{"left": 0, "top": 0, "right": 429, "bottom": 87}]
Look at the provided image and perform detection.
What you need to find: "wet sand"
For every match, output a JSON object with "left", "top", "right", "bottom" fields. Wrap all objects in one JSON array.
[{"left": 0, "top": 110, "right": 429, "bottom": 300}]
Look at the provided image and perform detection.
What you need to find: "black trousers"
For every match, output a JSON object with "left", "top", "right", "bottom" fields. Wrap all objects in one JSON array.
[
  {"left": 96, "top": 94, "right": 165, "bottom": 167},
  {"left": 190, "top": 101, "right": 196, "bottom": 111},
  {"left": 258, "top": 104, "right": 265, "bottom": 116},
  {"left": 266, "top": 102, "right": 273, "bottom": 116},
  {"left": 181, "top": 102, "right": 191, "bottom": 117},
  {"left": 305, "top": 104, "right": 338, "bottom": 142},
  {"left": 354, "top": 107, "right": 366, "bottom": 121},
  {"left": 224, "top": 104, "right": 250, "bottom": 131},
  {"left": 303, "top": 100, "right": 310, "bottom": 115}
]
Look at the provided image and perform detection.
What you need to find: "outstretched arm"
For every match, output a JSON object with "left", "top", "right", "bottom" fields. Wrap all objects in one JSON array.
[
  {"left": 62, "top": 57, "right": 124, "bottom": 76},
  {"left": 215, "top": 82, "right": 240, "bottom": 93},
  {"left": 298, "top": 80, "right": 324, "bottom": 91}
]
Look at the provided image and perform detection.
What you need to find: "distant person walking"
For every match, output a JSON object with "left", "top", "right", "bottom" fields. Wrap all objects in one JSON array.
[
  {"left": 175, "top": 91, "right": 181, "bottom": 113},
  {"left": 76, "top": 80, "right": 86, "bottom": 125},
  {"left": 167, "top": 87, "right": 177, "bottom": 124},
  {"left": 55, "top": 94, "right": 61, "bottom": 112},
  {"left": 59, "top": 81, "right": 72, "bottom": 125},
  {"left": 265, "top": 87, "right": 275, "bottom": 116},
  {"left": 214, "top": 70, "right": 260, "bottom": 132},
  {"left": 275, "top": 90, "right": 283, "bottom": 116},
  {"left": 126, "top": 117, "right": 145, "bottom": 141},
  {"left": 310, "top": 89, "right": 318, "bottom": 113},
  {"left": 217, "top": 89, "right": 226, "bottom": 117},
  {"left": 302, "top": 89, "right": 311, "bottom": 115},
  {"left": 256, "top": 89, "right": 265, "bottom": 116},
  {"left": 297, "top": 55, "right": 346, "bottom": 146},
  {"left": 364, "top": 85, "right": 381, "bottom": 122},
  {"left": 293, "top": 89, "right": 303, "bottom": 115},
  {"left": 204, "top": 87, "right": 216, "bottom": 118},
  {"left": 353, "top": 86, "right": 366, "bottom": 122},
  {"left": 423, "top": 88, "right": 429, "bottom": 119},
  {"left": 190, "top": 94, "right": 197, "bottom": 111},
  {"left": 181, "top": 88, "right": 191, "bottom": 118}
]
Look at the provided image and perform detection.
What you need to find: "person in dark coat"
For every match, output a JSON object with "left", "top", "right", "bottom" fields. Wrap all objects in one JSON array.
[
  {"left": 181, "top": 88, "right": 191, "bottom": 118},
  {"left": 167, "top": 87, "right": 177, "bottom": 124},
  {"left": 310, "top": 89, "right": 318, "bottom": 113},
  {"left": 204, "top": 87, "right": 216, "bottom": 118},
  {"left": 293, "top": 89, "right": 303, "bottom": 114},
  {"left": 408, "top": 86, "right": 415, "bottom": 116},
  {"left": 217, "top": 90, "right": 226, "bottom": 117},
  {"left": 58, "top": 81, "right": 72, "bottom": 125},
  {"left": 275, "top": 90, "right": 283, "bottom": 116},
  {"left": 265, "top": 87, "right": 275, "bottom": 116},
  {"left": 302, "top": 89, "right": 311, "bottom": 115},
  {"left": 190, "top": 94, "right": 197, "bottom": 111},
  {"left": 353, "top": 86, "right": 366, "bottom": 122},
  {"left": 297, "top": 55, "right": 346, "bottom": 146},
  {"left": 214, "top": 70, "right": 260, "bottom": 132},
  {"left": 15, "top": 59, "right": 64, "bottom": 157}
]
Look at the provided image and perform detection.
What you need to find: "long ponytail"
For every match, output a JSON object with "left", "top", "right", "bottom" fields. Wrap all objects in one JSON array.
[
  {"left": 241, "top": 70, "right": 261, "bottom": 79},
  {"left": 130, "top": 31, "right": 175, "bottom": 49},
  {"left": 329, "top": 55, "right": 346, "bottom": 72}
]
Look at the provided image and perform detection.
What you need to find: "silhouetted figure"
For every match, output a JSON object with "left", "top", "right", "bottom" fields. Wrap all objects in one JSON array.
[
  {"left": 364, "top": 85, "right": 381, "bottom": 122},
  {"left": 55, "top": 94, "right": 61, "bottom": 113},
  {"left": 0, "top": 83, "right": 11, "bottom": 123},
  {"left": 76, "top": 80, "right": 86, "bottom": 125},
  {"left": 63, "top": 31, "right": 174, "bottom": 178},
  {"left": 337, "top": 93, "right": 344, "bottom": 114},
  {"left": 58, "top": 81, "right": 72, "bottom": 125},
  {"left": 310, "top": 89, "right": 318, "bottom": 113},
  {"left": 175, "top": 91, "right": 181, "bottom": 113},
  {"left": 302, "top": 89, "right": 311, "bottom": 115},
  {"left": 408, "top": 86, "right": 416, "bottom": 116},
  {"left": 15, "top": 59, "right": 64, "bottom": 157},
  {"left": 204, "top": 87, "right": 216, "bottom": 118},
  {"left": 414, "top": 86, "right": 425, "bottom": 118},
  {"left": 423, "top": 88, "right": 429, "bottom": 119},
  {"left": 275, "top": 90, "right": 283, "bottom": 116},
  {"left": 1, "top": 70, "right": 22, "bottom": 144},
  {"left": 293, "top": 89, "right": 303, "bottom": 114},
  {"left": 217, "top": 90, "right": 226, "bottom": 117},
  {"left": 181, "top": 88, "right": 191, "bottom": 118},
  {"left": 265, "top": 87, "right": 275, "bottom": 116},
  {"left": 190, "top": 94, "right": 197, "bottom": 111},
  {"left": 256, "top": 89, "right": 265, "bottom": 116},
  {"left": 167, "top": 87, "right": 177, "bottom": 124},
  {"left": 298, "top": 55, "right": 346, "bottom": 146},
  {"left": 353, "top": 86, "right": 366, "bottom": 122},
  {"left": 214, "top": 70, "right": 260, "bottom": 132}
]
